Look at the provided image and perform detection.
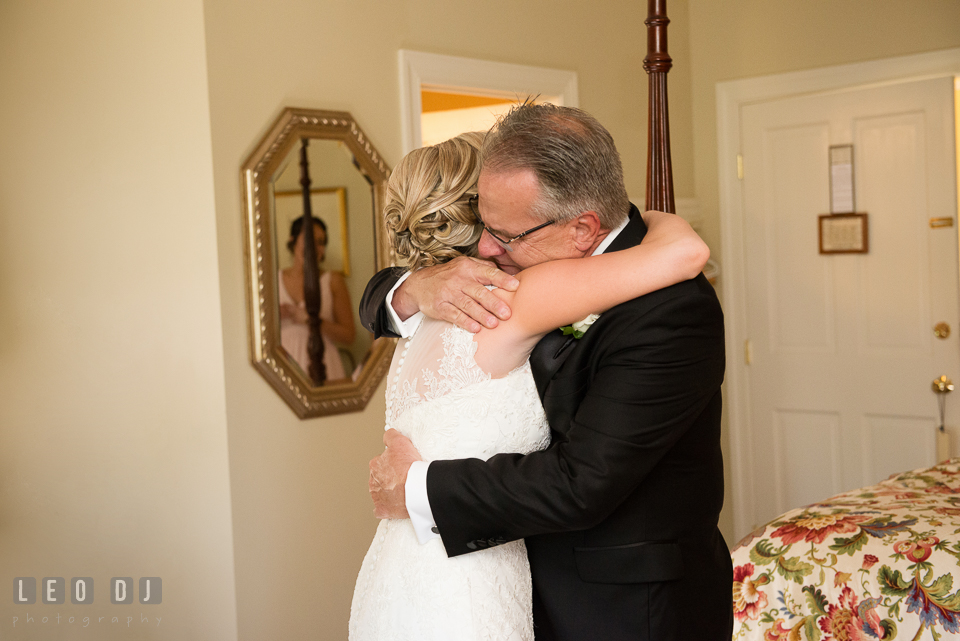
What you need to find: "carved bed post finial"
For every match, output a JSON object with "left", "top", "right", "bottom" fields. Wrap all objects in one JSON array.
[
  {"left": 299, "top": 137, "right": 327, "bottom": 386},
  {"left": 644, "top": 0, "right": 675, "bottom": 214}
]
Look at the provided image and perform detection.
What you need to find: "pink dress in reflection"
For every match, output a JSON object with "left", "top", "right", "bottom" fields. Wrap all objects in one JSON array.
[{"left": 278, "top": 270, "right": 346, "bottom": 381}]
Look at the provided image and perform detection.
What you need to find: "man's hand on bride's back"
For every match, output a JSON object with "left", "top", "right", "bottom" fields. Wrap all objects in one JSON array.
[
  {"left": 391, "top": 256, "right": 519, "bottom": 333},
  {"left": 370, "top": 429, "right": 422, "bottom": 519}
]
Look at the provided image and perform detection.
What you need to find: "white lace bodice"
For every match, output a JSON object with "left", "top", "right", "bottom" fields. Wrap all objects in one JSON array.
[
  {"left": 385, "top": 317, "right": 550, "bottom": 462},
  {"left": 349, "top": 317, "right": 550, "bottom": 641}
]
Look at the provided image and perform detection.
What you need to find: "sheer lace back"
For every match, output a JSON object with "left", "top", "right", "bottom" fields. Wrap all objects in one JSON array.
[
  {"left": 386, "top": 317, "right": 490, "bottom": 429},
  {"left": 384, "top": 316, "right": 549, "bottom": 462},
  {"left": 351, "top": 316, "right": 550, "bottom": 641}
]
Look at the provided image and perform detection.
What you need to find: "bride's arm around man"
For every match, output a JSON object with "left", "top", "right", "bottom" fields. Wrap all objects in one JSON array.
[{"left": 363, "top": 103, "right": 732, "bottom": 641}]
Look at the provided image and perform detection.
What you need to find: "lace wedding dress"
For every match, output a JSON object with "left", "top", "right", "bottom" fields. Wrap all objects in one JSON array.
[{"left": 349, "top": 316, "right": 550, "bottom": 641}]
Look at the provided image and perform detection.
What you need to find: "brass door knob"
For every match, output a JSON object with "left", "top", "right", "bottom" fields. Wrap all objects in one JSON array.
[
  {"left": 933, "top": 376, "right": 955, "bottom": 394},
  {"left": 935, "top": 322, "right": 951, "bottom": 339}
]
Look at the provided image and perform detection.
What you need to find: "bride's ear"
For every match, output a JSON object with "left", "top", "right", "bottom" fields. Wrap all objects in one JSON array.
[{"left": 570, "top": 211, "right": 603, "bottom": 251}]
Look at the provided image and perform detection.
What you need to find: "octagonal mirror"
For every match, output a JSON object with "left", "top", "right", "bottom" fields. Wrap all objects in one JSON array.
[{"left": 241, "top": 108, "right": 394, "bottom": 418}]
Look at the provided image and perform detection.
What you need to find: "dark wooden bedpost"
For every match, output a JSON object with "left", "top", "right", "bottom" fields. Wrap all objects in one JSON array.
[
  {"left": 299, "top": 138, "right": 326, "bottom": 386},
  {"left": 644, "top": 0, "right": 675, "bottom": 214}
]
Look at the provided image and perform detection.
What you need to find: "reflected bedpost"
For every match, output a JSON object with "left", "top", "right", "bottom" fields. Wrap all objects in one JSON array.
[{"left": 299, "top": 137, "right": 327, "bottom": 385}]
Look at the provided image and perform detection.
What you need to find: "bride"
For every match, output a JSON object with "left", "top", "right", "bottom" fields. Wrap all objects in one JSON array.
[{"left": 348, "top": 131, "right": 708, "bottom": 640}]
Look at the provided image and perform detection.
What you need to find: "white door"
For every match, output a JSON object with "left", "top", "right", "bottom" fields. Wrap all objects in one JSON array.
[{"left": 740, "top": 76, "right": 959, "bottom": 529}]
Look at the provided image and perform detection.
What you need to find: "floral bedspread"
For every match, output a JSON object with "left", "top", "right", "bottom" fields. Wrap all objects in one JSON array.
[{"left": 731, "top": 459, "right": 960, "bottom": 641}]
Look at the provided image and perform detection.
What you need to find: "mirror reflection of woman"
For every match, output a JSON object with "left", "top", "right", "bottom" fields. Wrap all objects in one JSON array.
[{"left": 279, "top": 216, "right": 356, "bottom": 382}]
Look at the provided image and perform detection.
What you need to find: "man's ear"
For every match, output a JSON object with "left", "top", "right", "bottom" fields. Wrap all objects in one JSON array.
[{"left": 570, "top": 211, "right": 603, "bottom": 251}]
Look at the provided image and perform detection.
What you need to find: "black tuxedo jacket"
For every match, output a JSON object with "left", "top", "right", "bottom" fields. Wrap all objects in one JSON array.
[{"left": 359, "top": 206, "right": 733, "bottom": 641}]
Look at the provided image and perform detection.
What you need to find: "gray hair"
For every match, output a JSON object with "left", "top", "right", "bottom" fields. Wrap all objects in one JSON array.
[{"left": 480, "top": 102, "right": 630, "bottom": 229}]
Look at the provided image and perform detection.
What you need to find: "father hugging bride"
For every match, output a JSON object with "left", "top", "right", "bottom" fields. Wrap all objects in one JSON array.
[{"left": 350, "top": 103, "right": 733, "bottom": 641}]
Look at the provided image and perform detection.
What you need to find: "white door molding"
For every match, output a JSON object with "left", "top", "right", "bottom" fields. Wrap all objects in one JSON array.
[
  {"left": 398, "top": 50, "right": 579, "bottom": 154},
  {"left": 717, "top": 48, "right": 960, "bottom": 540}
]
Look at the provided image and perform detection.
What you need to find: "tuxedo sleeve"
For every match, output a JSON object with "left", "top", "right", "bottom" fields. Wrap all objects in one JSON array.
[
  {"left": 359, "top": 267, "right": 407, "bottom": 339},
  {"left": 427, "top": 281, "right": 725, "bottom": 557}
]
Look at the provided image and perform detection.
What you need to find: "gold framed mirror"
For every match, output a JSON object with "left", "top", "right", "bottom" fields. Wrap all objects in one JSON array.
[{"left": 241, "top": 108, "right": 394, "bottom": 418}]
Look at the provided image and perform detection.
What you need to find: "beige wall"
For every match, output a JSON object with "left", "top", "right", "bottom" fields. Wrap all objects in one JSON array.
[
  {"left": 0, "top": 1, "right": 237, "bottom": 639},
  {"left": 687, "top": 0, "right": 960, "bottom": 546}
]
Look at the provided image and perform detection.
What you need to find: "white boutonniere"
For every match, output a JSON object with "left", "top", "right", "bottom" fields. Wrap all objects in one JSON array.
[{"left": 559, "top": 313, "right": 601, "bottom": 339}]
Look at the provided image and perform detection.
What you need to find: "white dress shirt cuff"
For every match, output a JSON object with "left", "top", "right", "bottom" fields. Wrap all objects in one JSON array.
[
  {"left": 405, "top": 460, "right": 440, "bottom": 543},
  {"left": 385, "top": 271, "right": 423, "bottom": 338}
]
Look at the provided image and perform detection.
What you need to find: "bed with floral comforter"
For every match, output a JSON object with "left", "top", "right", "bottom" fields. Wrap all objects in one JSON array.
[{"left": 731, "top": 459, "right": 960, "bottom": 641}]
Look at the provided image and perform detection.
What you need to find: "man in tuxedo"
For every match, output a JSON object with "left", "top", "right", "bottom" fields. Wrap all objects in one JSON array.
[{"left": 363, "top": 103, "right": 732, "bottom": 640}]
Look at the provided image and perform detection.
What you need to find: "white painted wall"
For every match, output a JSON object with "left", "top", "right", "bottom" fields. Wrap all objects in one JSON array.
[{"left": 0, "top": 1, "right": 237, "bottom": 639}]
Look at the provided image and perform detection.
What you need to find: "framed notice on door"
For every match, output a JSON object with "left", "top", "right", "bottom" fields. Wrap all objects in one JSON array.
[{"left": 819, "top": 213, "right": 869, "bottom": 254}]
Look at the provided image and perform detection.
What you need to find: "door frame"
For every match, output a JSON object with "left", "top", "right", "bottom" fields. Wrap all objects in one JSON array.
[
  {"left": 397, "top": 51, "right": 705, "bottom": 228},
  {"left": 718, "top": 48, "right": 960, "bottom": 539},
  {"left": 398, "top": 50, "right": 579, "bottom": 154}
]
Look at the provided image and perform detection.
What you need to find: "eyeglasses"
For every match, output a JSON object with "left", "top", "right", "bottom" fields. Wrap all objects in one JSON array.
[{"left": 468, "top": 196, "right": 555, "bottom": 252}]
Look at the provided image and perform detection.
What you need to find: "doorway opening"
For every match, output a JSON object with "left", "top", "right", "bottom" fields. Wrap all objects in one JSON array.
[
  {"left": 398, "top": 50, "right": 578, "bottom": 154},
  {"left": 419, "top": 90, "right": 559, "bottom": 148}
]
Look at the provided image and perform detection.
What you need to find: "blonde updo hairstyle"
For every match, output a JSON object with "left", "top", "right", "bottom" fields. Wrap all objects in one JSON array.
[{"left": 384, "top": 131, "right": 484, "bottom": 271}]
